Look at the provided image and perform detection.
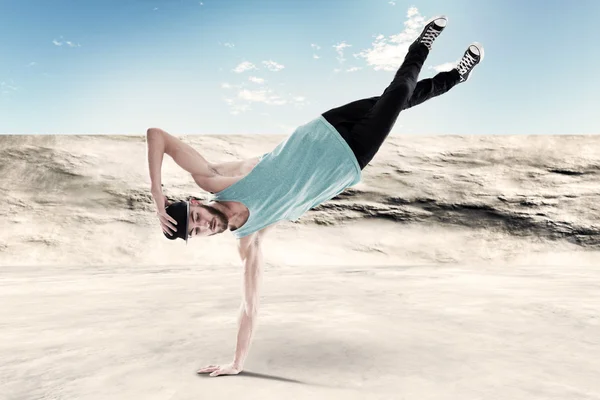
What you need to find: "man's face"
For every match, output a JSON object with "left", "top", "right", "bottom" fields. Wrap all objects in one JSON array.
[{"left": 187, "top": 200, "right": 229, "bottom": 239}]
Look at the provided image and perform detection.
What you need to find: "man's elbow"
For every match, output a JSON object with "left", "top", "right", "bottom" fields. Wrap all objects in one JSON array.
[
  {"left": 244, "top": 300, "right": 260, "bottom": 317},
  {"left": 146, "top": 128, "right": 163, "bottom": 145},
  {"left": 146, "top": 127, "right": 163, "bottom": 138},
  {"left": 146, "top": 128, "right": 171, "bottom": 154}
]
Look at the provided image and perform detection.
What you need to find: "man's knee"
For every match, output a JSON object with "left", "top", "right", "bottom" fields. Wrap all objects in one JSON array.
[{"left": 385, "top": 80, "right": 414, "bottom": 101}]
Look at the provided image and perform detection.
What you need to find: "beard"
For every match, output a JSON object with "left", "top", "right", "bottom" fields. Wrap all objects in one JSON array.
[{"left": 199, "top": 204, "right": 229, "bottom": 230}]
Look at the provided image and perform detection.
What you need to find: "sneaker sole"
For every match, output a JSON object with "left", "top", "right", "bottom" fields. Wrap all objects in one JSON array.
[
  {"left": 469, "top": 42, "right": 485, "bottom": 62},
  {"left": 459, "top": 42, "right": 484, "bottom": 82},
  {"left": 423, "top": 15, "right": 448, "bottom": 29}
]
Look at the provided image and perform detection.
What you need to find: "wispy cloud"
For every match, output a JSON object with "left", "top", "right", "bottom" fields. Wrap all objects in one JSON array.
[
  {"left": 1, "top": 80, "right": 18, "bottom": 94},
  {"left": 222, "top": 85, "right": 306, "bottom": 114},
  {"left": 389, "top": 1, "right": 396, "bottom": 5},
  {"left": 238, "top": 88, "right": 286, "bottom": 105},
  {"left": 249, "top": 76, "right": 265, "bottom": 84},
  {"left": 52, "top": 37, "right": 81, "bottom": 47},
  {"left": 346, "top": 67, "right": 362, "bottom": 72},
  {"left": 333, "top": 42, "right": 352, "bottom": 63},
  {"left": 223, "top": 98, "right": 250, "bottom": 115},
  {"left": 220, "top": 42, "right": 235, "bottom": 48},
  {"left": 355, "top": 6, "right": 425, "bottom": 71},
  {"left": 428, "top": 62, "right": 457, "bottom": 73},
  {"left": 262, "top": 60, "right": 284, "bottom": 72},
  {"left": 311, "top": 43, "right": 321, "bottom": 60},
  {"left": 27, "top": 62, "right": 36, "bottom": 67},
  {"left": 232, "top": 61, "right": 257, "bottom": 73}
]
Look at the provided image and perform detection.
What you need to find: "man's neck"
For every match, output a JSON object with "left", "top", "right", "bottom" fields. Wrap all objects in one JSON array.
[{"left": 209, "top": 200, "right": 245, "bottom": 225}]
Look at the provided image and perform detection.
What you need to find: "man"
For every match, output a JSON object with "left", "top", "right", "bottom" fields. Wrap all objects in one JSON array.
[{"left": 146, "top": 15, "right": 483, "bottom": 376}]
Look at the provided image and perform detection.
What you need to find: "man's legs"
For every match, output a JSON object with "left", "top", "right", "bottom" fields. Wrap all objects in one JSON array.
[
  {"left": 338, "top": 41, "right": 430, "bottom": 170},
  {"left": 403, "top": 68, "right": 461, "bottom": 109},
  {"left": 324, "top": 38, "right": 483, "bottom": 170},
  {"left": 322, "top": 68, "right": 460, "bottom": 128}
]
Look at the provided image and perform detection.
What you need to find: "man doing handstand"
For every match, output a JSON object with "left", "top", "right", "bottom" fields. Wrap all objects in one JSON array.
[{"left": 145, "top": 15, "right": 484, "bottom": 376}]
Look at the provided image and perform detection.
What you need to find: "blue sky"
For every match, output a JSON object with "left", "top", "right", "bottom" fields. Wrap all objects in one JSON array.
[{"left": 1, "top": 0, "right": 598, "bottom": 135}]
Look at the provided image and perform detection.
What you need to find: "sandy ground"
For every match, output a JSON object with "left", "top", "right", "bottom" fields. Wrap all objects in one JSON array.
[
  {"left": 1, "top": 134, "right": 600, "bottom": 399},
  {"left": 2, "top": 255, "right": 600, "bottom": 399}
]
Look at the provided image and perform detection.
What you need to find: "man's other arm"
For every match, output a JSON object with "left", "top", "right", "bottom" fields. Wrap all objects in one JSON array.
[{"left": 146, "top": 127, "right": 217, "bottom": 192}]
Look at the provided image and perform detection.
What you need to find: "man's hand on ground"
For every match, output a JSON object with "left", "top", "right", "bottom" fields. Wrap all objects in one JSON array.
[{"left": 197, "top": 363, "right": 242, "bottom": 377}]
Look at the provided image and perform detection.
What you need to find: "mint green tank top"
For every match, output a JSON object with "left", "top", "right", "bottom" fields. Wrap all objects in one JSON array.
[{"left": 208, "top": 115, "right": 362, "bottom": 238}]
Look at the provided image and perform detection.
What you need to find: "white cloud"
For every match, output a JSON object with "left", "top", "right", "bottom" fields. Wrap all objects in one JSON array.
[
  {"left": 333, "top": 68, "right": 341, "bottom": 73},
  {"left": 238, "top": 88, "right": 286, "bottom": 105},
  {"left": 27, "top": 62, "right": 36, "bottom": 67},
  {"left": 389, "top": 1, "right": 396, "bottom": 5},
  {"left": 249, "top": 76, "right": 265, "bottom": 84},
  {"left": 153, "top": 7, "right": 158, "bottom": 11},
  {"left": 291, "top": 96, "right": 309, "bottom": 108},
  {"left": 333, "top": 42, "right": 352, "bottom": 63},
  {"left": 222, "top": 85, "right": 306, "bottom": 114},
  {"left": 223, "top": 97, "right": 250, "bottom": 115},
  {"left": 199, "top": 2, "right": 204, "bottom": 5},
  {"left": 223, "top": 42, "right": 235, "bottom": 48},
  {"left": 428, "top": 62, "right": 457, "bottom": 73},
  {"left": 355, "top": 7, "right": 426, "bottom": 71},
  {"left": 407, "top": 6, "right": 419, "bottom": 17},
  {"left": 346, "top": 67, "right": 362, "bottom": 72},
  {"left": 233, "top": 61, "right": 257, "bottom": 73},
  {"left": 311, "top": 43, "right": 322, "bottom": 60},
  {"left": 1, "top": 81, "right": 18, "bottom": 92},
  {"left": 221, "top": 82, "right": 245, "bottom": 89},
  {"left": 52, "top": 37, "right": 81, "bottom": 47},
  {"left": 262, "top": 60, "right": 285, "bottom": 72}
]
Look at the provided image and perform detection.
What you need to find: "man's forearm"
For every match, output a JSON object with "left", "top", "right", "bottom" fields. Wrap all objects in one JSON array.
[
  {"left": 232, "top": 304, "right": 258, "bottom": 369},
  {"left": 146, "top": 129, "right": 166, "bottom": 192},
  {"left": 232, "top": 244, "right": 263, "bottom": 369}
]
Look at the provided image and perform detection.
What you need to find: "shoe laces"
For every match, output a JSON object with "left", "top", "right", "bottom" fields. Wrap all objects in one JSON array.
[
  {"left": 421, "top": 28, "right": 441, "bottom": 47},
  {"left": 457, "top": 51, "right": 478, "bottom": 74}
]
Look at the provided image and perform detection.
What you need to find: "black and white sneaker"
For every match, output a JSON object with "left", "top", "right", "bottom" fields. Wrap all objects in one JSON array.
[
  {"left": 415, "top": 15, "right": 448, "bottom": 50},
  {"left": 456, "top": 42, "right": 484, "bottom": 83}
]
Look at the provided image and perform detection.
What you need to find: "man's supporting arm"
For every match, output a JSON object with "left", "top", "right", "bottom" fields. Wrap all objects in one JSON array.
[{"left": 232, "top": 235, "right": 263, "bottom": 370}]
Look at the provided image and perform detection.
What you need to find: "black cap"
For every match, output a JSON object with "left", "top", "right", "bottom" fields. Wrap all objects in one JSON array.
[{"left": 163, "top": 200, "right": 189, "bottom": 244}]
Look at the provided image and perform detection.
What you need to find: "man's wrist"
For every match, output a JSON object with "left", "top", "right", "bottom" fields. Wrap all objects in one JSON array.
[{"left": 150, "top": 184, "right": 163, "bottom": 194}]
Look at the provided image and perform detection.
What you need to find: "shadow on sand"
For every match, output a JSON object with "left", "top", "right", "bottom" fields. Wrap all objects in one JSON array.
[{"left": 197, "top": 370, "right": 336, "bottom": 388}]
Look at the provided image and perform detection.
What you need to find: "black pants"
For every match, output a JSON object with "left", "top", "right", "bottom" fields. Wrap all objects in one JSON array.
[{"left": 322, "top": 42, "right": 461, "bottom": 170}]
